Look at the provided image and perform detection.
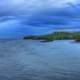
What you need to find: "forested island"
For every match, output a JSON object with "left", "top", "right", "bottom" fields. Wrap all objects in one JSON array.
[{"left": 23, "top": 32, "right": 80, "bottom": 42}]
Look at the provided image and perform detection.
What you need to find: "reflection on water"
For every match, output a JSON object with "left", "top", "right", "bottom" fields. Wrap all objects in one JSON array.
[{"left": 0, "top": 40, "right": 80, "bottom": 80}]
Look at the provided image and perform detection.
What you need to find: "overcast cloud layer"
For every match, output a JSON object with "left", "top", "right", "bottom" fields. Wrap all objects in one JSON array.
[{"left": 0, "top": 0, "right": 80, "bottom": 38}]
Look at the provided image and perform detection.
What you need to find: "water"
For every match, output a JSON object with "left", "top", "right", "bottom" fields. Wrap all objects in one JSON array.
[{"left": 0, "top": 40, "right": 80, "bottom": 80}]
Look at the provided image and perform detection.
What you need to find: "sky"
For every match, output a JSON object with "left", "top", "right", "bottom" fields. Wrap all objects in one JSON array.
[{"left": 0, "top": 0, "right": 80, "bottom": 38}]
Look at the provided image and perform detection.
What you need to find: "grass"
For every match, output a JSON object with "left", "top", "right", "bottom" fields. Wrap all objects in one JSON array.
[{"left": 23, "top": 32, "right": 80, "bottom": 42}]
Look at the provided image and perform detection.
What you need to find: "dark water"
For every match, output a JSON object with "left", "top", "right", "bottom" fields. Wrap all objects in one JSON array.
[{"left": 0, "top": 40, "right": 80, "bottom": 80}]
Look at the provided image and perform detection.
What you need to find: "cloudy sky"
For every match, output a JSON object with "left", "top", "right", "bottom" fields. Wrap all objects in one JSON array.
[{"left": 0, "top": 0, "right": 80, "bottom": 38}]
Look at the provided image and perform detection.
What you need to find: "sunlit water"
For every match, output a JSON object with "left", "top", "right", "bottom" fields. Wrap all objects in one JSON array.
[{"left": 0, "top": 40, "right": 80, "bottom": 80}]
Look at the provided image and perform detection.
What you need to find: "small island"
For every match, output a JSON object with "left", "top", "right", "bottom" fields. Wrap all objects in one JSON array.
[{"left": 23, "top": 32, "right": 80, "bottom": 42}]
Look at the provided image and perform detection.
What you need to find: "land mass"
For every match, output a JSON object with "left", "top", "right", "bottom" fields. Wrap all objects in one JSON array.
[{"left": 23, "top": 32, "right": 80, "bottom": 42}]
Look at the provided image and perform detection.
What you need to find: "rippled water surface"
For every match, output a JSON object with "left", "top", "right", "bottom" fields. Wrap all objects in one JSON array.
[{"left": 0, "top": 40, "right": 80, "bottom": 80}]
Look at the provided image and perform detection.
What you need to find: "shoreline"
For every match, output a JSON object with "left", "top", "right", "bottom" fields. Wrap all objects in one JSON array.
[{"left": 23, "top": 32, "right": 80, "bottom": 42}]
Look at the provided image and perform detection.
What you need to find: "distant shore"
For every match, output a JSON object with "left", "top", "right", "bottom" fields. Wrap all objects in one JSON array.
[{"left": 23, "top": 32, "right": 80, "bottom": 42}]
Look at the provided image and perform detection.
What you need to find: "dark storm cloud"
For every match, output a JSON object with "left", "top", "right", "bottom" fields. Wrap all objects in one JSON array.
[
  {"left": 22, "top": 4, "right": 80, "bottom": 29},
  {"left": 0, "top": 0, "right": 79, "bottom": 27}
]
